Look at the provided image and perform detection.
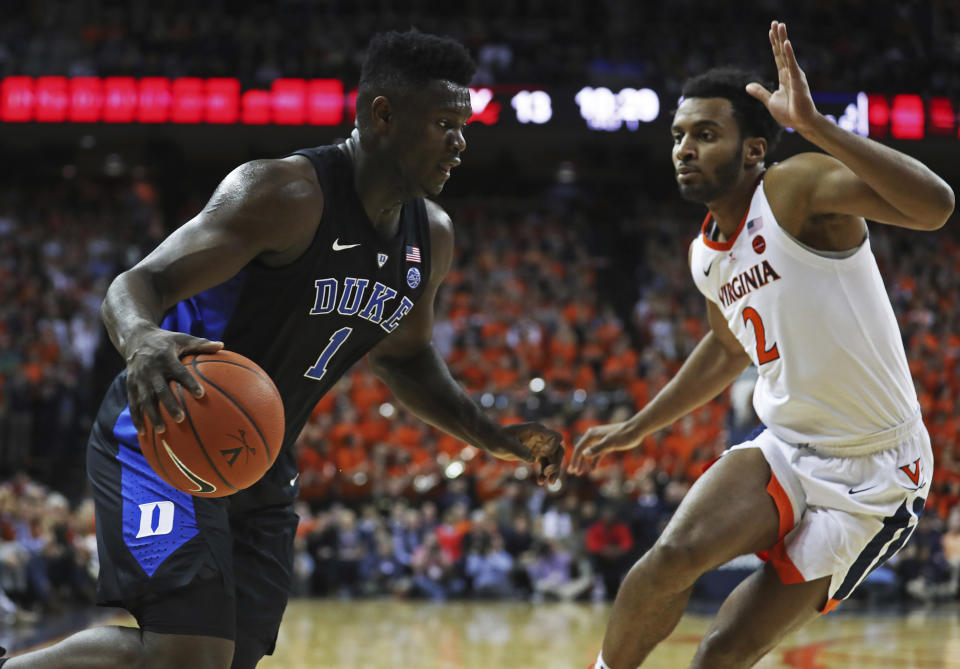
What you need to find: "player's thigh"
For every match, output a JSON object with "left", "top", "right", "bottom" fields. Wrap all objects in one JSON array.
[
  {"left": 121, "top": 578, "right": 237, "bottom": 668},
  {"left": 140, "top": 630, "right": 235, "bottom": 669},
  {"left": 691, "top": 562, "right": 830, "bottom": 668},
  {"left": 655, "top": 447, "right": 781, "bottom": 569},
  {"left": 229, "top": 503, "right": 299, "bottom": 667}
]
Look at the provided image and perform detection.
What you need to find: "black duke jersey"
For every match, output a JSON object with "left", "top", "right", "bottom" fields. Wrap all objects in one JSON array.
[{"left": 94, "top": 144, "right": 432, "bottom": 514}]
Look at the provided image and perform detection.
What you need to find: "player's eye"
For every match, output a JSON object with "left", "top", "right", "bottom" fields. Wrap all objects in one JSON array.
[{"left": 700, "top": 131, "right": 715, "bottom": 141}]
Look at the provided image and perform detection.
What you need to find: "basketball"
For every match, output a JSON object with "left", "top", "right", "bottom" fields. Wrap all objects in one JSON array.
[{"left": 138, "top": 350, "right": 285, "bottom": 498}]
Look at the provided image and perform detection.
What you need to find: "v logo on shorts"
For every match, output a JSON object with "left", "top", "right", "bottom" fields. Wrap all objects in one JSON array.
[{"left": 899, "top": 458, "right": 921, "bottom": 486}]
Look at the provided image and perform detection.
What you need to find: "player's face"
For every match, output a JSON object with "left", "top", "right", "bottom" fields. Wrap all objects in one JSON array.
[
  {"left": 392, "top": 80, "right": 472, "bottom": 197},
  {"left": 671, "top": 98, "right": 746, "bottom": 204}
]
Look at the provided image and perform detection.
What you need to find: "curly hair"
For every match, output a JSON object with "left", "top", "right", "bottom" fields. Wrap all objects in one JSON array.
[
  {"left": 356, "top": 29, "right": 475, "bottom": 132},
  {"left": 680, "top": 67, "right": 783, "bottom": 155}
]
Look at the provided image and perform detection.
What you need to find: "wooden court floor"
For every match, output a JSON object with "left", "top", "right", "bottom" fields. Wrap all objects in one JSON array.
[
  {"left": 256, "top": 599, "right": 960, "bottom": 669},
  {"left": 8, "top": 599, "right": 960, "bottom": 667}
]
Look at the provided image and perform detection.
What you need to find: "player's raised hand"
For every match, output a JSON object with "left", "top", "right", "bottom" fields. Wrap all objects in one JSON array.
[
  {"left": 746, "top": 21, "right": 819, "bottom": 134},
  {"left": 568, "top": 421, "right": 645, "bottom": 476},
  {"left": 496, "top": 422, "right": 565, "bottom": 486},
  {"left": 124, "top": 328, "right": 224, "bottom": 435}
]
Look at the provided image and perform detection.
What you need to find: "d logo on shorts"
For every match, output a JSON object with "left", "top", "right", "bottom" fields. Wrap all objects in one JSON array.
[{"left": 136, "top": 501, "right": 175, "bottom": 538}]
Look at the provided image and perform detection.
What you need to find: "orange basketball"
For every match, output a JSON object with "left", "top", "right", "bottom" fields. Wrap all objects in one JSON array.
[{"left": 138, "top": 350, "right": 285, "bottom": 498}]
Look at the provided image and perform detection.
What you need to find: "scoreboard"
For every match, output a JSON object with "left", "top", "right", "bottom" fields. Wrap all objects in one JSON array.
[{"left": 0, "top": 75, "right": 956, "bottom": 141}]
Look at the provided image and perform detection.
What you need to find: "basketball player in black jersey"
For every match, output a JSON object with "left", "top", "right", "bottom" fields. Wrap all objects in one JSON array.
[{"left": 1, "top": 30, "right": 563, "bottom": 669}]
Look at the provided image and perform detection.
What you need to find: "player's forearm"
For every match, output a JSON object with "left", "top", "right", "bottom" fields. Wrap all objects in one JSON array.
[
  {"left": 625, "top": 332, "right": 750, "bottom": 436},
  {"left": 371, "top": 345, "right": 504, "bottom": 452},
  {"left": 801, "top": 113, "right": 954, "bottom": 229},
  {"left": 101, "top": 270, "right": 167, "bottom": 361}
]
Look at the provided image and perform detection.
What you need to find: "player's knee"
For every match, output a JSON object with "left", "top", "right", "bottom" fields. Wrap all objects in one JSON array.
[
  {"left": 142, "top": 634, "right": 235, "bottom": 669},
  {"left": 648, "top": 538, "right": 712, "bottom": 582},
  {"left": 693, "top": 628, "right": 764, "bottom": 668}
]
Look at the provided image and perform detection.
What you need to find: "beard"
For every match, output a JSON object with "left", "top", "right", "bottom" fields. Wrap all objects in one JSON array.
[{"left": 677, "top": 146, "right": 743, "bottom": 203}]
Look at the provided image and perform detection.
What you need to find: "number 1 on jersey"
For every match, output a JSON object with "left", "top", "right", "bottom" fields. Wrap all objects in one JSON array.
[
  {"left": 742, "top": 307, "right": 780, "bottom": 365},
  {"left": 304, "top": 327, "right": 353, "bottom": 381}
]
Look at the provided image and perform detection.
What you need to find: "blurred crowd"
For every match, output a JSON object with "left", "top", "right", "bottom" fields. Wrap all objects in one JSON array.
[
  {"left": 0, "top": 153, "right": 957, "bottom": 620},
  {"left": 1, "top": 0, "right": 959, "bottom": 96},
  {"left": 0, "top": 474, "right": 98, "bottom": 623}
]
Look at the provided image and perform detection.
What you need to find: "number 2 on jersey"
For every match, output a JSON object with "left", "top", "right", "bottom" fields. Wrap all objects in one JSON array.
[
  {"left": 304, "top": 327, "right": 353, "bottom": 381},
  {"left": 741, "top": 307, "right": 780, "bottom": 364}
]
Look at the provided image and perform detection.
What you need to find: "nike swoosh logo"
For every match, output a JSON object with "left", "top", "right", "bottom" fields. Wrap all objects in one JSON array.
[
  {"left": 848, "top": 484, "right": 878, "bottom": 495},
  {"left": 332, "top": 238, "right": 361, "bottom": 251},
  {"left": 290, "top": 472, "right": 300, "bottom": 487},
  {"left": 163, "top": 440, "right": 217, "bottom": 495},
  {"left": 703, "top": 259, "right": 715, "bottom": 276}
]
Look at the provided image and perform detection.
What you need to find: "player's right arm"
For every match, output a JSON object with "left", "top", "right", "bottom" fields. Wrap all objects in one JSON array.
[
  {"left": 568, "top": 293, "right": 751, "bottom": 476},
  {"left": 102, "top": 158, "right": 322, "bottom": 435}
]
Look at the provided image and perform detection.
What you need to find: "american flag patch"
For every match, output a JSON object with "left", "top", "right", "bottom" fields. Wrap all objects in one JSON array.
[
  {"left": 405, "top": 245, "right": 421, "bottom": 263},
  {"left": 746, "top": 218, "right": 763, "bottom": 235}
]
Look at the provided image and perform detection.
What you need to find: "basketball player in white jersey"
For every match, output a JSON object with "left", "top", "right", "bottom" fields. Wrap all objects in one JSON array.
[{"left": 569, "top": 21, "right": 954, "bottom": 668}]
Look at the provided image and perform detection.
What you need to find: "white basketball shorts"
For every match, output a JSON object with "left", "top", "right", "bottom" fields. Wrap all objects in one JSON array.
[{"left": 726, "top": 416, "right": 932, "bottom": 612}]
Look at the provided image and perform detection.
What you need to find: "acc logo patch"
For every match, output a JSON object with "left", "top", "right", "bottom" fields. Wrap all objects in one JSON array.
[
  {"left": 752, "top": 235, "right": 766, "bottom": 254},
  {"left": 406, "top": 267, "right": 421, "bottom": 289}
]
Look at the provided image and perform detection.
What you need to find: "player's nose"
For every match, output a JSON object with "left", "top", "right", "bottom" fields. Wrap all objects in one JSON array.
[
  {"left": 451, "top": 129, "right": 466, "bottom": 153},
  {"left": 675, "top": 137, "right": 696, "bottom": 161}
]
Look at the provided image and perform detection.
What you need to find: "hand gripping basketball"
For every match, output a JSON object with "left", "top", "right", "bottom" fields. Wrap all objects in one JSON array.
[{"left": 138, "top": 350, "right": 285, "bottom": 498}]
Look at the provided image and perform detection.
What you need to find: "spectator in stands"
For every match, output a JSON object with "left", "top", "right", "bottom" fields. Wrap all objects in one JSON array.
[
  {"left": 584, "top": 504, "right": 634, "bottom": 601},
  {"left": 465, "top": 532, "right": 515, "bottom": 599}
]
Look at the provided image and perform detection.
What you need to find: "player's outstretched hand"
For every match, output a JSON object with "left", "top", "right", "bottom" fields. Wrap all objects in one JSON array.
[
  {"left": 124, "top": 328, "right": 224, "bottom": 435},
  {"left": 495, "top": 422, "right": 564, "bottom": 486},
  {"left": 746, "top": 20, "right": 819, "bottom": 134},
  {"left": 568, "top": 421, "right": 645, "bottom": 476}
]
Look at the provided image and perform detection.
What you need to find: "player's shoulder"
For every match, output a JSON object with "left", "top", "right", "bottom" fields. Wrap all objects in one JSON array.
[
  {"left": 765, "top": 152, "right": 843, "bottom": 195},
  {"left": 223, "top": 156, "right": 324, "bottom": 213},
  {"left": 764, "top": 153, "right": 848, "bottom": 231},
  {"left": 422, "top": 199, "right": 454, "bottom": 277},
  {"left": 423, "top": 199, "right": 454, "bottom": 248},
  {"left": 423, "top": 198, "right": 453, "bottom": 232}
]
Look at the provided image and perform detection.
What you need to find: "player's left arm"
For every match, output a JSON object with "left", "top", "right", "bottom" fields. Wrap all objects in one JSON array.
[
  {"left": 367, "top": 200, "right": 563, "bottom": 485},
  {"left": 748, "top": 21, "right": 955, "bottom": 230}
]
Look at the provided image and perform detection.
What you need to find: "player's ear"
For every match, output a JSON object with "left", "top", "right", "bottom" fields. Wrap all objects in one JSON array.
[
  {"left": 371, "top": 96, "right": 393, "bottom": 132},
  {"left": 744, "top": 137, "right": 767, "bottom": 167}
]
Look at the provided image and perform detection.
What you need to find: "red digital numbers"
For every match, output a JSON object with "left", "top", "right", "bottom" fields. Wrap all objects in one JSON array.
[
  {"left": 102, "top": 77, "right": 137, "bottom": 122},
  {"left": 0, "top": 76, "right": 351, "bottom": 125},
  {"left": 1, "top": 76, "right": 34, "bottom": 122},
  {"left": 69, "top": 77, "right": 102, "bottom": 122},
  {"left": 205, "top": 78, "right": 239, "bottom": 124}
]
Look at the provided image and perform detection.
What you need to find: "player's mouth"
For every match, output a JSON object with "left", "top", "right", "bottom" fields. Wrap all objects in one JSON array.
[
  {"left": 676, "top": 166, "right": 700, "bottom": 182},
  {"left": 438, "top": 157, "right": 461, "bottom": 178}
]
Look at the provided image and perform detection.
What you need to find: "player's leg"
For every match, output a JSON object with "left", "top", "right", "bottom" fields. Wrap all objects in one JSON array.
[
  {"left": 3, "top": 377, "right": 238, "bottom": 669},
  {"left": 690, "top": 562, "right": 829, "bottom": 668},
  {"left": 597, "top": 447, "right": 783, "bottom": 669},
  {"left": 2, "top": 554, "right": 237, "bottom": 669},
  {"left": 228, "top": 502, "right": 299, "bottom": 669},
  {"left": 4, "top": 627, "right": 233, "bottom": 669}
]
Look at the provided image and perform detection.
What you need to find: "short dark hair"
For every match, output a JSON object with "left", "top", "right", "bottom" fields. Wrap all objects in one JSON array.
[
  {"left": 357, "top": 29, "right": 476, "bottom": 127},
  {"left": 680, "top": 67, "right": 783, "bottom": 155}
]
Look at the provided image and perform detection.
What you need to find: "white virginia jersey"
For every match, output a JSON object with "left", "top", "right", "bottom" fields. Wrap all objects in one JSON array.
[{"left": 690, "top": 179, "right": 919, "bottom": 449}]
